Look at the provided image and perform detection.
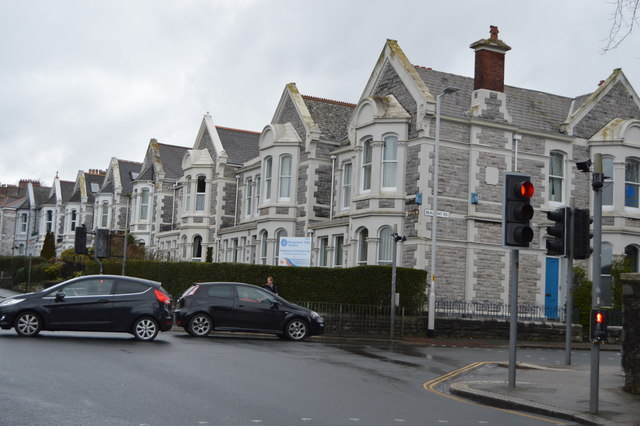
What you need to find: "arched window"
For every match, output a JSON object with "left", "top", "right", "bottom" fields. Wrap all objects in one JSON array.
[
  {"left": 195, "top": 176, "right": 206, "bottom": 212},
  {"left": 357, "top": 228, "right": 368, "bottom": 265},
  {"left": 625, "top": 158, "right": 639, "bottom": 207},
  {"left": 625, "top": 245, "right": 639, "bottom": 273},
  {"left": 342, "top": 162, "right": 352, "bottom": 209},
  {"left": 140, "top": 188, "right": 150, "bottom": 220},
  {"left": 193, "top": 235, "right": 202, "bottom": 259},
  {"left": 264, "top": 157, "right": 272, "bottom": 201},
  {"left": 381, "top": 135, "right": 398, "bottom": 190},
  {"left": 549, "top": 151, "right": 564, "bottom": 203},
  {"left": 378, "top": 226, "right": 393, "bottom": 265},
  {"left": 361, "top": 138, "right": 373, "bottom": 192},
  {"left": 260, "top": 230, "right": 268, "bottom": 265},
  {"left": 603, "top": 156, "right": 614, "bottom": 206},
  {"left": 278, "top": 155, "right": 292, "bottom": 200},
  {"left": 274, "top": 229, "right": 287, "bottom": 264}
]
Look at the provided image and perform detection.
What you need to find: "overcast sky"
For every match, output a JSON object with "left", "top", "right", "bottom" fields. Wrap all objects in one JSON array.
[{"left": 1, "top": 0, "right": 638, "bottom": 186}]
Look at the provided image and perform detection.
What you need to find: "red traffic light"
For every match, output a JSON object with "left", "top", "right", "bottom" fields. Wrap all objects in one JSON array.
[
  {"left": 519, "top": 181, "right": 534, "bottom": 199},
  {"left": 596, "top": 312, "right": 604, "bottom": 324}
]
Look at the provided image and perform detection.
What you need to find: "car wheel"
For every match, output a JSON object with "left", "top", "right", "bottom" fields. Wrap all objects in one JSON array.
[
  {"left": 187, "top": 314, "right": 212, "bottom": 337},
  {"left": 284, "top": 318, "right": 308, "bottom": 341},
  {"left": 15, "top": 312, "right": 41, "bottom": 337},
  {"left": 132, "top": 317, "right": 159, "bottom": 342}
]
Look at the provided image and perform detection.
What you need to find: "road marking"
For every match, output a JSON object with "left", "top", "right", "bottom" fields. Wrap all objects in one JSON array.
[{"left": 423, "top": 362, "right": 568, "bottom": 424}]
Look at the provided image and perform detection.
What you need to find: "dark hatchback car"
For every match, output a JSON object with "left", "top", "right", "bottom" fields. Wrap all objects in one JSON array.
[
  {"left": 0, "top": 275, "right": 173, "bottom": 341},
  {"left": 175, "top": 282, "right": 324, "bottom": 341}
]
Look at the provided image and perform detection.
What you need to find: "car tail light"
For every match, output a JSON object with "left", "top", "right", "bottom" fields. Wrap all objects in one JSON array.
[
  {"left": 186, "top": 285, "right": 200, "bottom": 297},
  {"left": 154, "top": 289, "right": 172, "bottom": 305}
]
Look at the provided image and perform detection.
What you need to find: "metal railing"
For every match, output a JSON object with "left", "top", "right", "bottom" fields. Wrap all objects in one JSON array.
[
  {"left": 295, "top": 301, "right": 405, "bottom": 336},
  {"left": 434, "top": 300, "right": 569, "bottom": 322}
]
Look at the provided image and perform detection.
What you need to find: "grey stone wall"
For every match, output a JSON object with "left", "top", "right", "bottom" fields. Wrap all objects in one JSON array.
[
  {"left": 574, "top": 82, "right": 640, "bottom": 139},
  {"left": 477, "top": 127, "right": 508, "bottom": 149},
  {"left": 161, "top": 195, "right": 173, "bottom": 223},
  {"left": 356, "top": 200, "right": 369, "bottom": 210},
  {"left": 379, "top": 199, "right": 395, "bottom": 209},
  {"left": 519, "top": 252, "right": 542, "bottom": 304},
  {"left": 405, "top": 145, "right": 420, "bottom": 196},
  {"left": 373, "top": 63, "right": 418, "bottom": 138},
  {"left": 518, "top": 134, "right": 545, "bottom": 156},
  {"left": 437, "top": 246, "right": 467, "bottom": 300},
  {"left": 436, "top": 147, "right": 469, "bottom": 198},
  {"left": 621, "top": 273, "right": 640, "bottom": 395},
  {"left": 402, "top": 244, "right": 417, "bottom": 268},
  {"left": 298, "top": 164, "right": 308, "bottom": 206},
  {"left": 473, "top": 248, "right": 506, "bottom": 301},
  {"left": 313, "top": 164, "right": 331, "bottom": 216}
]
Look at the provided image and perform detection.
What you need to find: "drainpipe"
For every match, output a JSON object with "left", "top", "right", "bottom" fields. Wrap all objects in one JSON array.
[
  {"left": 234, "top": 174, "right": 240, "bottom": 226},
  {"left": 330, "top": 155, "right": 336, "bottom": 221}
]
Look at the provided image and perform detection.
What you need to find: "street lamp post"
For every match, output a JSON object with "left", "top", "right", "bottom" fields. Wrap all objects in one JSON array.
[{"left": 427, "top": 86, "right": 459, "bottom": 338}]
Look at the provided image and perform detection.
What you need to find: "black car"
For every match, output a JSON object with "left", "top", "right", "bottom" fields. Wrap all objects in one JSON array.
[
  {"left": 0, "top": 275, "right": 173, "bottom": 341},
  {"left": 174, "top": 282, "right": 324, "bottom": 341}
]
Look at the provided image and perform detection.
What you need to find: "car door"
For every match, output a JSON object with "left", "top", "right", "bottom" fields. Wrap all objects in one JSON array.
[
  {"left": 234, "top": 285, "right": 286, "bottom": 332},
  {"left": 44, "top": 277, "right": 115, "bottom": 330},
  {"left": 203, "top": 284, "right": 237, "bottom": 328}
]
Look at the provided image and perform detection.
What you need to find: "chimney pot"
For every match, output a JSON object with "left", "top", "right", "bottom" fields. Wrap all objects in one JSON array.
[{"left": 470, "top": 26, "right": 511, "bottom": 92}]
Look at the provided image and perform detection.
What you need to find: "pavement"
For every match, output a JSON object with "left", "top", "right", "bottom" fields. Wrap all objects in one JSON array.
[{"left": 2, "top": 287, "right": 639, "bottom": 425}]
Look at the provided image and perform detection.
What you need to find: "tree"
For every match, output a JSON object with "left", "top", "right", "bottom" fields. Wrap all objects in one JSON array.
[
  {"left": 604, "top": 0, "right": 640, "bottom": 52},
  {"left": 40, "top": 231, "right": 56, "bottom": 260}
]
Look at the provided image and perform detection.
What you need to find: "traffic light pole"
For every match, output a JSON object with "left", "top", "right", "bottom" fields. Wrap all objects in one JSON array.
[
  {"left": 565, "top": 206, "right": 574, "bottom": 366},
  {"left": 508, "top": 249, "right": 519, "bottom": 388},
  {"left": 590, "top": 154, "right": 604, "bottom": 414}
]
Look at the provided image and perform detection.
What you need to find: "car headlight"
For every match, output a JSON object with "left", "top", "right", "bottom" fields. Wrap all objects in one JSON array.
[
  {"left": 311, "top": 311, "right": 323, "bottom": 321},
  {"left": 0, "top": 298, "right": 25, "bottom": 307}
]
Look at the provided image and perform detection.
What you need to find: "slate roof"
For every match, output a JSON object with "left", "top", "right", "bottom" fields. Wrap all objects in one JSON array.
[
  {"left": 69, "top": 173, "right": 105, "bottom": 203},
  {"left": 158, "top": 143, "right": 188, "bottom": 179},
  {"left": 216, "top": 127, "right": 260, "bottom": 165},
  {"left": 414, "top": 67, "right": 585, "bottom": 135},
  {"left": 118, "top": 161, "right": 142, "bottom": 194},
  {"left": 302, "top": 95, "right": 356, "bottom": 142},
  {"left": 33, "top": 186, "right": 52, "bottom": 208}
]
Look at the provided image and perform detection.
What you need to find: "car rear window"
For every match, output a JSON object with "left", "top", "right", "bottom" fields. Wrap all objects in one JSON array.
[
  {"left": 207, "top": 284, "right": 234, "bottom": 299},
  {"left": 114, "top": 280, "right": 149, "bottom": 295}
]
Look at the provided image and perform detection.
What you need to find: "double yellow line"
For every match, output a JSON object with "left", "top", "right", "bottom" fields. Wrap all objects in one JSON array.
[{"left": 422, "top": 361, "right": 568, "bottom": 424}]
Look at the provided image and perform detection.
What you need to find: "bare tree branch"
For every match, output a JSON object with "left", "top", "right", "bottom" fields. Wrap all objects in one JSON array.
[{"left": 603, "top": 0, "right": 640, "bottom": 53}]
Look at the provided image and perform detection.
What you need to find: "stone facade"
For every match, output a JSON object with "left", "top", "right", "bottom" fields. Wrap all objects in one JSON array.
[{"left": 621, "top": 273, "right": 640, "bottom": 395}]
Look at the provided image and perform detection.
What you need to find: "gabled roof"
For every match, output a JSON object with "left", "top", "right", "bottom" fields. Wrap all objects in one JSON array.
[
  {"left": 99, "top": 158, "right": 142, "bottom": 195},
  {"left": 136, "top": 139, "right": 189, "bottom": 183},
  {"left": 216, "top": 126, "right": 260, "bottom": 165}
]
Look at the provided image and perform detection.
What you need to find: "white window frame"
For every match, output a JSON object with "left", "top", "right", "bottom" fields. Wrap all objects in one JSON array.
[
  {"left": 101, "top": 202, "right": 109, "bottom": 228},
  {"left": 274, "top": 229, "right": 287, "bottom": 265},
  {"left": 319, "top": 236, "right": 329, "bottom": 267},
  {"left": 255, "top": 177, "right": 261, "bottom": 214},
  {"left": 549, "top": 151, "right": 564, "bottom": 204},
  {"left": 357, "top": 228, "right": 368, "bottom": 266},
  {"left": 381, "top": 134, "right": 398, "bottom": 190},
  {"left": 260, "top": 230, "right": 268, "bottom": 265},
  {"left": 625, "top": 158, "right": 640, "bottom": 208},
  {"left": 603, "top": 156, "right": 614, "bottom": 207},
  {"left": 341, "top": 162, "right": 352, "bottom": 209},
  {"left": 70, "top": 209, "right": 77, "bottom": 232},
  {"left": 264, "top": 157, "right": 272, "bottom": 201},
  {"left": 245, "top": 178, "right": 253, "bottom": 217},
  {"left": 139, "top": 188, "right": 150, "bottom": 220},
  {"left": 45, "top": 210, "right": 53, "bottom": 233},
  {"left": 20, "top": 213, "right": 28, "bottom": 233},
  {"left": 361, "top": 138, "right": 373, "bottom": 192},
  {"left": 278, "top": 155, "right": 292, "bottom": 201},
  {"left": 195, "top": 176, "right": 206, "bottom": 212},
  {"left": 333, "top": 235, "right": 344, "bottom": 267},
  {"left": 377, "top": 226, "right": 393, "bottom": 265}
]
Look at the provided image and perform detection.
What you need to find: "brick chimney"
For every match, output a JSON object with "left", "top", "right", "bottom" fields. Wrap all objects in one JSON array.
[{"left": 470, "top": 26, "right": 511, "bottom": 92}]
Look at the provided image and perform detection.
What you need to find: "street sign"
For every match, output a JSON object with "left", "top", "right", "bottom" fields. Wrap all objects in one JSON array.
[{"left": 424, "top": 210, "right": 450, "bottom": 218}]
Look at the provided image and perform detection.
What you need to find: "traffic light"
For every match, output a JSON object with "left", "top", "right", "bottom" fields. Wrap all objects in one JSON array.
[
  {"left": 546, "top": 207, "right": 568, "bottom": 256},
  {"left": 74, "top": 225, "right": 88, "bottom": 255},
  {"left": 573, "top": 208, "right": 593, "bottom": 260},
  {"left": 590, "top": 309, "right": 608, "bottom": 343},
  {"left": 95, "top": 229, "right": 110, "bottom": 258},
  {"left": 503, "top": 173, "right": 535, "bottom": 247}
]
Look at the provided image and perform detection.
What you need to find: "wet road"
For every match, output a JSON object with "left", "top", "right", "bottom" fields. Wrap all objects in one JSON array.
[{"left": 0, "top": 329, "right": 620, "bottom": 425}]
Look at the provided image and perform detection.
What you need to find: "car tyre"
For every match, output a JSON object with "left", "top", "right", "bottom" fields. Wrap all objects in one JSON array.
[
  {"left": 284, "top": 318, "right": 308, "bottom": 341},
  {"left": 132, "top": 317, "right": 159, "bottom": 342},
  {"left": 15, "top": 312, "right": 41, "bottom": 337},
  {"left": 187, "top": 313, "right": 212, "bottom": 337}
]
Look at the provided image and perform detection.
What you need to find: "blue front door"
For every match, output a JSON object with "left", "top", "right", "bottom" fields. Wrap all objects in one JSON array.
[{"left": 545, "top": 257, "right": 559, "bottom": 319}]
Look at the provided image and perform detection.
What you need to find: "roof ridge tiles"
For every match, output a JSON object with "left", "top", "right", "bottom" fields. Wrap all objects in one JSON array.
[
  {"left": 215, "top": 126, "right": 261, "bottom": 135},
  {"left": 301, "top": 95, "right": 356, "bottom": 108}
]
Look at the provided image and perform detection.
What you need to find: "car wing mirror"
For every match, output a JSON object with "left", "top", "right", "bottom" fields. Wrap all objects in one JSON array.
[
  {"left": 55, "top": 291, "right": 65, "bottom": 302},
  {"left": 271, "top": 300, "right": 280, "bottom": 309}
]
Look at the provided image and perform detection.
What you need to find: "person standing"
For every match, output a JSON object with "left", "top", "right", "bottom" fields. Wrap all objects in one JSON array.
[{"left": 264, "top": 276, "right": 278, "bottom": 295}]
